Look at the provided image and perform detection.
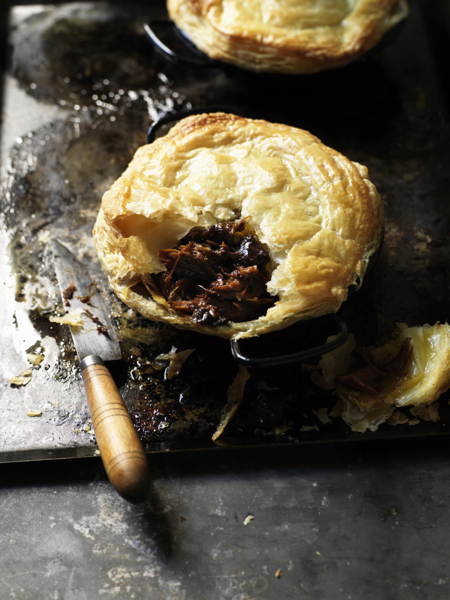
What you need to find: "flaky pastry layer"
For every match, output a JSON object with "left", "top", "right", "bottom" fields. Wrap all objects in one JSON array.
[
  {"left": 167, "top": 0, "right": 409, "bottom": 73},
  {"left": 93, "top": 113, "right": 384, "bottom": 340}
]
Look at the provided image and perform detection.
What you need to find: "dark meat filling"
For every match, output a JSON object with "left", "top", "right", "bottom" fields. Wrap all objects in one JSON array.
[
  {"left": 153, "top": 220, "right": 277, "bottom": 326},
  {"left": 336, "top": 337, "right": 413, "bottom": 395}
]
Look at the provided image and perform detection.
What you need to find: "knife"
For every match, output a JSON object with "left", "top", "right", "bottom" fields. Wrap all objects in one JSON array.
[{"left": 52, "top": 240, "right": 150, "bottom": 503}]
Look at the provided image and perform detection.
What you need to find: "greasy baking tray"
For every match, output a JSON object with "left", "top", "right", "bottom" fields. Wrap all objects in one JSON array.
[{"left": 1, "top": 0, "right": 450, "bottom": 463}]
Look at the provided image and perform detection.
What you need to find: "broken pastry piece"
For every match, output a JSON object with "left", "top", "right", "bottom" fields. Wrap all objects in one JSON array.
[
  {"left": 153, "top": 346, "right": 196, "bottom": 379},
  {"left": 49, "top": 312, "right": 83, "bottom": 327},
  {"left": 324, "top": 323, "right": 450, "bottom": 432},
  {"left": 167, "top": 0, "right": 409, "bottom": 73},
  {"left": 9, "top": 369, "right": 33, "bottom": 387},
  {"left": 93, "top": 112, "right": 383, "bottom": 340},
  {"left": 212, "top": 365, "right": 251, "bottom": 441}
]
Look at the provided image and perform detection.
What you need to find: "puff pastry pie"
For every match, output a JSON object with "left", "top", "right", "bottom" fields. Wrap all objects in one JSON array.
[
  {"left": 167, "top": 0, "right": 409, "bottom": 73},
  {"left": 93, "top": 112, "right": 383, "bottom": 340}
]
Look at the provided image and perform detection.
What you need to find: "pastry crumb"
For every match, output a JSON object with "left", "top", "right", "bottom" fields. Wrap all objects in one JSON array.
[
  {"left": 37, "top": 230, "right": 51, "bottom": 243},
  {"left": 313, "top": 407, "right": 330, "bottom": 424},
  {"left": 9, "top": 369, "right": 33, "bottom": 386},
  {"left": 27, "top": 353, "right": 45, "bottom": 366},
  {"left": 27, "top": 410, "right": 42, "bottom": 417},
  {"left": 300, "top": 425, "right": 319, "bottom": 432},
  {"left": 410, "top": 403, "right": 440, "bottom": 422},
  {"left": 49, "top": 312, "right": 83, "bottom": 327},
  {"left": 387, "top": 411, "right": 409, "bottom": 426}
]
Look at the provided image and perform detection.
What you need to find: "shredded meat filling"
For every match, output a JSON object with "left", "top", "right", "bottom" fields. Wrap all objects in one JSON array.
[
  {"left": 336, "top": 337, "right": 413, "bottom": 395},
  {"left": 153, "top": 220, "right": 277, "bottom": 326}
]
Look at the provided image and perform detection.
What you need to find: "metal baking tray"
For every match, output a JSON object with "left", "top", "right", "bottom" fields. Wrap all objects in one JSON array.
[{"left": 1, "top": 0, "right": 450, "bottom": 463}]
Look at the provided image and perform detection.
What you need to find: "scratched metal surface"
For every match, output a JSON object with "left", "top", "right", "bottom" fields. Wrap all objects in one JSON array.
[{"left": 1, "top": 0, "right": 450, "bottom": 462}]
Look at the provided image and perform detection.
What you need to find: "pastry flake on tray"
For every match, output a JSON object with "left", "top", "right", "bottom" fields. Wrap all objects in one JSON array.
[{"left": 319, "top": 322, "right": 450, "bottom": 432}]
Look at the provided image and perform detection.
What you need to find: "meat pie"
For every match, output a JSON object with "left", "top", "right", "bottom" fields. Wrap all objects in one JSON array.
[
  {"left": 167, "top": 0, "right": 409, "bottom": 74},
  {"left": 93, "top": 113, "right": 384, "bottom": 340}
]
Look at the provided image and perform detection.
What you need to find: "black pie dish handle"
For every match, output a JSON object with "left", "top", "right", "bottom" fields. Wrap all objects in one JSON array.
[
  {"left": 230, "top": 313, "right": 350, "bottom": 368},
  {"left": 147, "top": 105, "right": 244, "bottom": 144},
  {"left": 144, "top": 21, "right": 221, "bottom": 70},
  {"left": 144, "top": 17, "right": 408, "bottom": 73}
]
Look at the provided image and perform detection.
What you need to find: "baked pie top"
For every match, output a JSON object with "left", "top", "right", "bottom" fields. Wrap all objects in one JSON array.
[{"left": 167, "top": 0, "right": 409, "bottom": 73}]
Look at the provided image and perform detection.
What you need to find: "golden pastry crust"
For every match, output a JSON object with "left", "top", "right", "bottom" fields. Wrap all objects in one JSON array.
[
  {"left": 93, "top": 112, "right": 383, "bottom": 340},
  {"left": 167, "top": 0, "right": 409, "bottom": 73}
]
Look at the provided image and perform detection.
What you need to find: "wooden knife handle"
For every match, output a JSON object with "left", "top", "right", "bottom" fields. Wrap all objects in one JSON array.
[{"left": 81, "top": 356, "right": 150, "bottom": 503}]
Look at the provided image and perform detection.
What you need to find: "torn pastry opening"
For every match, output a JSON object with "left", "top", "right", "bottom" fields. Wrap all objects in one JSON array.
[{"left": 143, "top": 219, "right": 278, "bottom": 327}]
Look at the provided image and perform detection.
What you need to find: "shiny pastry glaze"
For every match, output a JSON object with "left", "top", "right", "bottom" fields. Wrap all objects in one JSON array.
[{"left": 153, "top": 219, "right": 277, "bottom": 326}]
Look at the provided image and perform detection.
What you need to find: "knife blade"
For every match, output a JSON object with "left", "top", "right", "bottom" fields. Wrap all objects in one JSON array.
[{"left": 52, "top": 240, "right": 150, "bottom": 503}]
